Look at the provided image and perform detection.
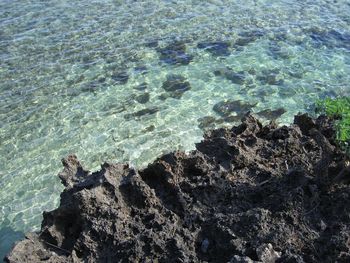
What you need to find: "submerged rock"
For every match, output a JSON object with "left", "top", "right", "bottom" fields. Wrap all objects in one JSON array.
[
  {"left": 198, "top": 116, "right": 217, "bottom": 130},
  {"left": 141, "top": 124, "right": 155, "bottom": 133},
  {"left": 256, "top": 108, "right": 286, "bottom": 120},
  {"left": 309, "top": 28, "right": 350, "bottom": 50},
  {"left": 123, "top": 107, "right": 159, "bottom": 120},
  {"left": 213, "top": 100, "right": 257, "bottom": 117},
  {"left": 222, "top": 115, "right": 243, "bottom": 123},
  {"left": 256, "top": 69, "right": 284, "bottom": 86},
  {"left": 161, "top": 74, "right": 191, "bottom": 99},
  {"left": 214, "top": 68, "right": 246, "bottom": 85},
  {"left": 157, "top": 41, "right": 193, "bottom": 65},
  {"left": 6, "top": 113, "right": 350, "bottom": 263},
  {"left": 80, "top": 81, "right": 100, "bottom": 93},
  {"left": 268, "top": 41, "right": 292, "bottom": 60},
  {"left": 111, "top": 70, "right": 129, "bottom": 84},
  {"left": 134, "top": 65, "right": 148, "bottom": 75},
  {"left": 239, "top": 29, "right": 265, "bottom": 39},
  {"left": 134, "top": 93, "right": 150, "bottom": 104},
  {"left": 278, "top": 87, "right": 297, "bottom": 98},
  {"left": 134, "top": 82, "right": 148, "bottom": 91},
  {"left": 162, "top": 75, "right": 189, "bottom": 92},
  {"left": 197, "top": 41, "right": 231, "bottom": 56},
  {"left": 144, "top": 40, "right": 159, "bottom": 48},
  {"left": 234, "top": 37, "right": 256, "bottom": 47},
  {"left": 232, "top": 30, "right": 264, "bottom": 49},
  {"left": 198, "top": 115, "right": 243, "bottom": 131},
  {"left": 157, "top": 93, "right": 170, "bottom": 101}
]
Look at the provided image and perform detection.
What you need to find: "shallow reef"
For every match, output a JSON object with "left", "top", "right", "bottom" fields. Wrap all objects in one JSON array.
[{"left": 5, "top": 113, "right": 350, "bottom": 263}]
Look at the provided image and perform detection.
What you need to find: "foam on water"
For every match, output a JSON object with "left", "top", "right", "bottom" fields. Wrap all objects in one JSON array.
[{"left": 1, "top": 0, "right": 350, "bottom": 257}]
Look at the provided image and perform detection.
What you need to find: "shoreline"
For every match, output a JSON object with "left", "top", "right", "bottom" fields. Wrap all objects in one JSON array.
[{"left": 5, "top": 113, "right": 350, "bottom": 262}]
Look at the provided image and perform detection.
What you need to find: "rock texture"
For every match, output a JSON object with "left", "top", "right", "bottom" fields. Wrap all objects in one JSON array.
[{"left": 5, "top": 113, "right": 350, "bottom": 263}]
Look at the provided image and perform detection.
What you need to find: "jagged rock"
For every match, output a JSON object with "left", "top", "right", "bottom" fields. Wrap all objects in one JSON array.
[
  {"left": 6, "top": 113, "right": 350, "bottom": 263},
  {"left": 294, "top": 113, "right": 316, "bottom": 135}
]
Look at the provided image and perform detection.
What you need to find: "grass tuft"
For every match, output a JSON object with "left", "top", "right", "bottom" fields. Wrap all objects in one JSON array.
[{"left": 316, "top": 97, "right": 350, "bottom": 154}]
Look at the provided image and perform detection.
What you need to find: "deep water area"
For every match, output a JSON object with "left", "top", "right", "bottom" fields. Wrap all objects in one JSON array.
[{"left": 0, "top": 0, "right": 350, "bottom": 258}]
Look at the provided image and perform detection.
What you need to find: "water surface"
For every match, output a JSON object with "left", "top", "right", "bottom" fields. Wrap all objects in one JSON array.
[{"left": 1, "top": 0, "right": 350, "bottom": 258}]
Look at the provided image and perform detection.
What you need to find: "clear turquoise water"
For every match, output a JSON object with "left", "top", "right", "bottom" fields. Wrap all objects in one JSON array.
[{"left": 1, "top": 0, "right": 350, "bottom": 258}]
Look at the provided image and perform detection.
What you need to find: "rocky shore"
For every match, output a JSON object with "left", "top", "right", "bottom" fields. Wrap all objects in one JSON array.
[{"left": 5, "top": 113, "right": 350, "bottom": 263}]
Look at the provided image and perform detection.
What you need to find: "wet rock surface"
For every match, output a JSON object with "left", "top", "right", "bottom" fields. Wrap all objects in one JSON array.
[{"left": 5, "top": 113, "right": 350, "bottom": 263}]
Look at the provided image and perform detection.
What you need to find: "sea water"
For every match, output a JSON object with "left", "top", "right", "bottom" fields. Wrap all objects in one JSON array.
[{"left": 1, "top": 0, "right": 350, "bottom": 258}]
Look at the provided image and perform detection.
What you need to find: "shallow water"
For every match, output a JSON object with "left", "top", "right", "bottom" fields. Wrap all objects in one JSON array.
[{"left": 1, "top": 0, "right": 350, "bottom": 258}]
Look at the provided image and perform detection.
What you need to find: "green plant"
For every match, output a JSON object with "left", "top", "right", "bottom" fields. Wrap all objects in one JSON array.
[{"left": 316, "top": 97, "right": 350, "bottom": 155}]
